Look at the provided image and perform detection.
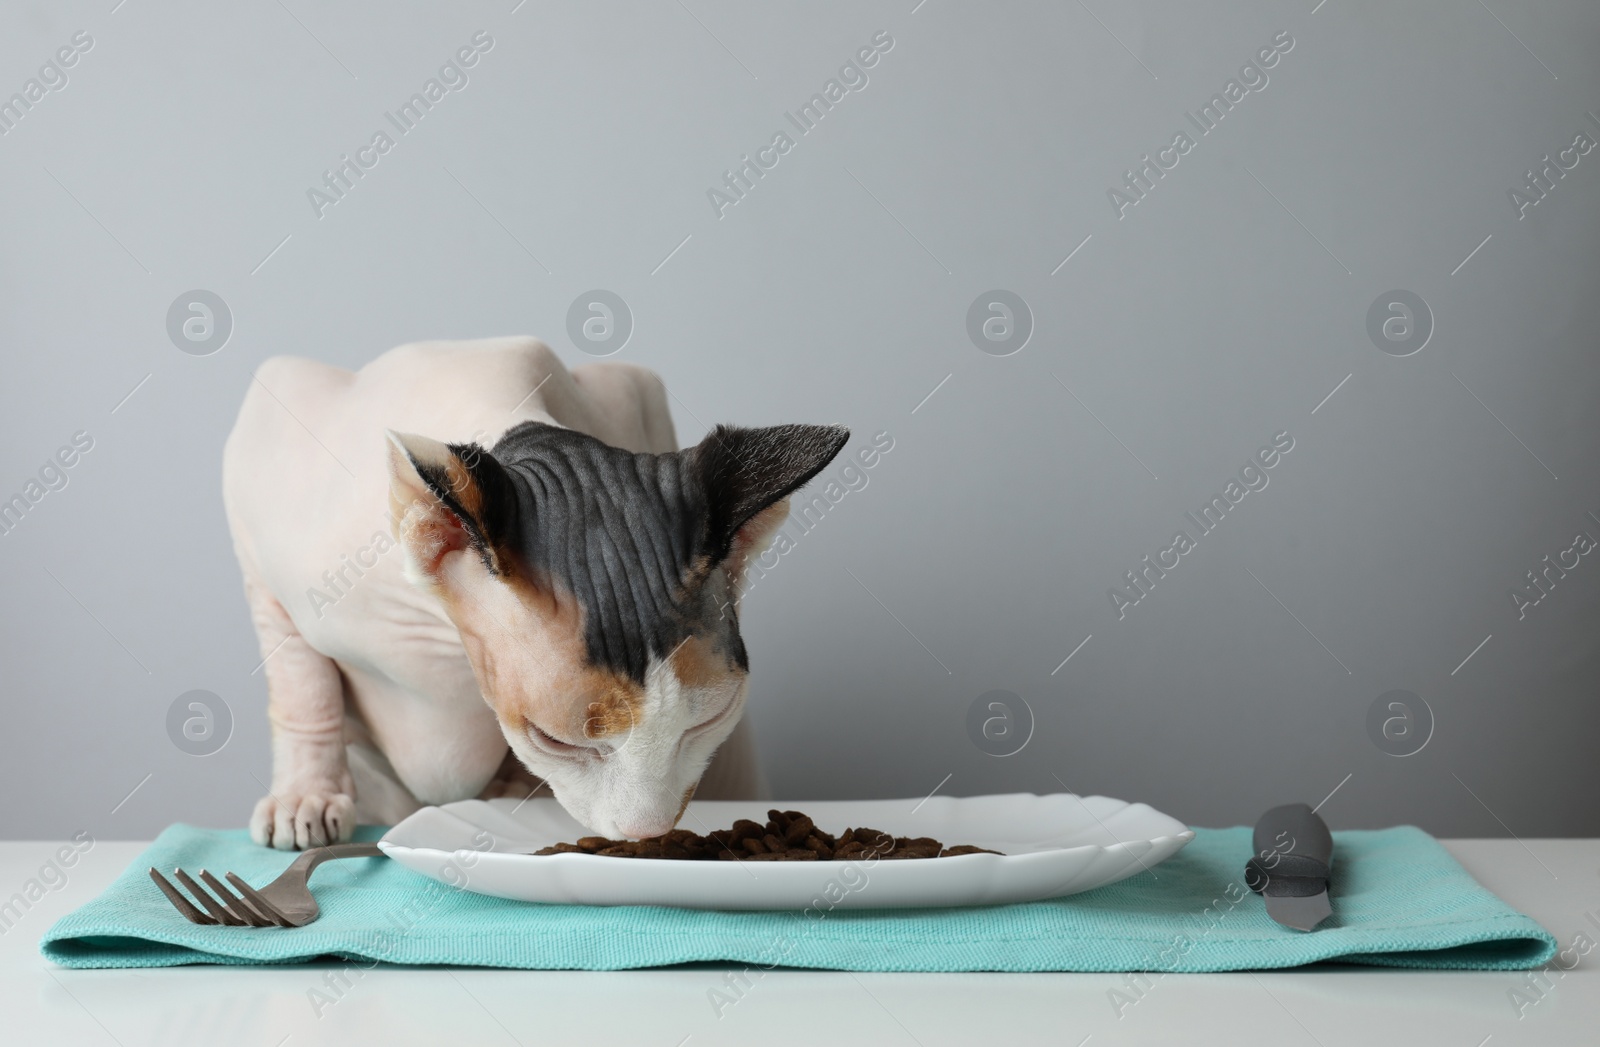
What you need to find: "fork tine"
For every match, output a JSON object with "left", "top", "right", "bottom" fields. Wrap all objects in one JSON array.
[
  {"left": 198, "top": 870, "right": 271, "bottom": 927},
  {"left": 148, "top": 868, "right": 218, "bottom": 925},
  {"left": 225, "top": 872, "right": 295, "bottom": 928},
  {"left": 172, "top": 868, "right": 247, "bottom": 926}
]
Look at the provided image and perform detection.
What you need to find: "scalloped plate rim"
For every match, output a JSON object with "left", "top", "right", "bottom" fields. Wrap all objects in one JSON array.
[{"left": 378, "top": 792, "right": 1195, "bottom": 909}]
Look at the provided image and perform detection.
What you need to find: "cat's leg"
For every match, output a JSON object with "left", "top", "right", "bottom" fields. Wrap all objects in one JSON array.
[{"left": 242, "top": 569, "right": 357, "bottom": 849}]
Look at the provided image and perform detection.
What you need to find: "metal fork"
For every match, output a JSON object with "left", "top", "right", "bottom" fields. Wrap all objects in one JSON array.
[{"left": 148, "top": 841, "right": 385, "bottom": 927}]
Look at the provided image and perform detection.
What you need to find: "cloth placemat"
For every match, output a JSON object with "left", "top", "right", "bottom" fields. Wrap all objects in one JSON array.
[{"left": 41, "top": 824, "right": 1555, "bottom": 971}]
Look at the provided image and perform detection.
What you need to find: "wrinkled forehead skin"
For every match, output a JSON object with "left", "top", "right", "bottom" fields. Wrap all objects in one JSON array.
[{"left": 487, "top": 422, "right": 746, "bottom": 685}]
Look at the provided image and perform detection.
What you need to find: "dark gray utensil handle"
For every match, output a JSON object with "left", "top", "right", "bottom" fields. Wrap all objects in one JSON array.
[
  {"left": 1245, "top": 803, "right": 1332, "bottom": 896},
  {"left": 290, "top": 840, "right": 386, "bottom": 879}
]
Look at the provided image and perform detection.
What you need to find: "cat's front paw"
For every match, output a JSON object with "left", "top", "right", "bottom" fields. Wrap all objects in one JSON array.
[{"left": 250, "top": 786, "right": 355, "bottom": 850}]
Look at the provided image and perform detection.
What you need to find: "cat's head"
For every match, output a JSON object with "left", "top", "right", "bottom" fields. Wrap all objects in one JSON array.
[{"left": 386, "top": 420, "right": 847, "bottom": 838}]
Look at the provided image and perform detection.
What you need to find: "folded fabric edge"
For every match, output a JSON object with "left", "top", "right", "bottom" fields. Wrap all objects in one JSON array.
[{"left": 40, "top": 925, "right": 1558, "bottom": 973}]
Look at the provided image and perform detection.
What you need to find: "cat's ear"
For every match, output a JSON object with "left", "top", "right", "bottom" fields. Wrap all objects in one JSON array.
[
  {"left": 386, "top": 430, "right": 515, "bottom": 582},
  {"left": 691, "top": 423, "right": 850, "bottom": 566}
]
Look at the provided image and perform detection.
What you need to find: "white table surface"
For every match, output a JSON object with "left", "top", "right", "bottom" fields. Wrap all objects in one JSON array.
[{"left": 2, "top": 839, "right": 1594, "bottom": 1047}]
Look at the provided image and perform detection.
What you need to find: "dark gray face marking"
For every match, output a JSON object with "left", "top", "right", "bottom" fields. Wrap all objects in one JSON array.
[{"left": 418, "top": 421, "right": 848, "bottom": 685}]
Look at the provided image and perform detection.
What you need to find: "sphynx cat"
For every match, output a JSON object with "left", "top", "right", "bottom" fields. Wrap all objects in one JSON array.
[{"left": 223, "top": 337, "right": 846, "bottom": 849}]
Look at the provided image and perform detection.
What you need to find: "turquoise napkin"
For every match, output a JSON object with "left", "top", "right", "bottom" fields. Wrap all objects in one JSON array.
[{"left": 41, "top": 823, "right": 1555, "bottom": 971}]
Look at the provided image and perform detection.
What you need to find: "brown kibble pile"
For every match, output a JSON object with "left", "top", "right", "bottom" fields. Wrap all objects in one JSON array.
[{"left": 533, "top": 808, "right": 1003, "bottom": 861}]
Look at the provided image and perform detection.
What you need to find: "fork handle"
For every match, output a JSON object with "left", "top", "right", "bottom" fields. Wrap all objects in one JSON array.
[{"left": 288, "top": 841, "right": 386, "bottom": 878}]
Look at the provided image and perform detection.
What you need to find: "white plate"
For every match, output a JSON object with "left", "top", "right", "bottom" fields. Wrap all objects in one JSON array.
[{"left": 377, "top": 793, "right": 1194, "bottom": 910}]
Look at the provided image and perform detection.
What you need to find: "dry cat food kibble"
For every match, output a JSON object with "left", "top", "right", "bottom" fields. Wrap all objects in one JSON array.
[{"left": 533, "top": 809, "right": 1003, "bottom": 861}]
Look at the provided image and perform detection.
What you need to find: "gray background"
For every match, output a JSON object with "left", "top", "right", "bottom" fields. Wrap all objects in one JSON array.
[{"left": 2, "top": 0, "right": 1596, "bottom": 841}]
